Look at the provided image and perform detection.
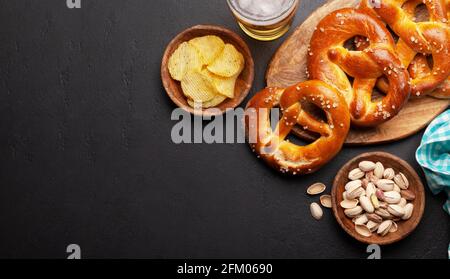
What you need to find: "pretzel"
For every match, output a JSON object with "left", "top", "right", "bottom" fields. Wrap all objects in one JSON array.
[
  {"left": 308, "top": 8, "right": 411, "bottom": 127},
  {"left": 359, "top": 0, "right": 450, "bottom": 98},
  {"left": 244, "top": 80, "right": 350, "bottom": 175}
]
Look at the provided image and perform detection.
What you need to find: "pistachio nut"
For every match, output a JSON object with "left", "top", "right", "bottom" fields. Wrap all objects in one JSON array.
[
  {"left": 348, "top": 168, "right": 365, "bottom": 180},
  {"left": 344, "top": 206, "right": 363, "bottom": 218},
  {"left": 402, "top": 203, "right": 414, "bottom": 220},
  {"left": 374, "top": 162, "right": 384, "bottom": 179},
  {"left": 365, "top": 171, "right": 379, "bottom": 183},
  {"left": 383, "top": 168, "right": 395, "bottom": 180},
  {"left": 394, "top": 172, "right": 409, "bottom": 190},
  {"left": 377, "top": 220, "right": 393, "bottom": 236},
  {"left": 367, "top": 213, "right": 383, "bottom": 223},
  {"left": 400, "top": 189, "right": 416, "bottom": 201},
  {"left": 375, "top": 189, "right": 385, "bottom": 201},
  {"left": 389, "top": 221, "right": 398, "bottom": 233},
  {"left": 353, "top": 214, "right": 368, "bottom": 225},
  {"left": 359, "top": 195, "right": 375, "bottom": 213},
  {"left": 359, "top": 161, "right": 376, "bottom": 172},
  {"left": 376, "top": 179, "right": 395, "bottom": 191},
  {"left": 340, "top": 199, "right": 359, "bottom": 209},
  {"left": 345, "top": 180, "right": 362, "bottom": 192},
  {"left": 366, "top": 221, "right": 380, "bottom": 232},
  {"left": 374, "top": 208, "right": 392, "bottom": 219},
  {"left": 355, "top": 224, "right": 372, "bottom": 237},
  {"left": 387, "top": 204, "right": 405, "bottom": 217},
  {"left": 398, "top": 198, "right": 407, "bottom": 207},
  {"left": 310, "top": 202, "right": 323, "bottom": 220},
  {"left": 365, "top": 183, "right": 376, "bottom": 198},
  {"left": 347, "top": 187, "right": 365, "bottom": 200},
  {"left": 384, "top": 191, "right": 401, "bottom": 204},
  {"left": 370, "top": 194, "right": 380, "bottom": 209}
]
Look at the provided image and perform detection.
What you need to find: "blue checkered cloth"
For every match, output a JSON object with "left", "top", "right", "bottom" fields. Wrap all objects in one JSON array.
[
  {"left": 415, "top": 109, "right": 450, "bottom": 258},
  {"left": 416, "top": 109, "right": 450, "bottom": 215},
  {"left": 416, "top": 110, "right": 450, "bottom": 259}
]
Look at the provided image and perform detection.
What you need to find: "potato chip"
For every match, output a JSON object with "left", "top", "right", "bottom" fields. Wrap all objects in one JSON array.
[
  {"left": 201, "top": 69, "right": 237, "bottom": 98},
  {"left": 207, "top": 44, "right": 244, "bottom": 78},
  {"left": 181, "top": 71, "right": 217, "bottom": 102},
  {"left": 168, "top": 42, "right": 202, "bottom": 81},
  {"left": 188, "top": 94, "right": 227, "bottom": 109},
  {"left": 189, "top": 35, "right": 225, "bottom": 65}
]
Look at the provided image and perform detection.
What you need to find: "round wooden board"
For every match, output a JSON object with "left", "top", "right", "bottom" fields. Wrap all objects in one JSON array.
[{"left": 266, "top": 0, "right": 449, "bottom": 146}]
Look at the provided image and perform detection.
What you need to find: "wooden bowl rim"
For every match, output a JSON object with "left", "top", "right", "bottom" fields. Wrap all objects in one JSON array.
[
  {"left": 161, "top": 24, "right": 255, "bottom": 117},
  {"left": 331, "top": 151, "right": 426, "bottom": 245}
]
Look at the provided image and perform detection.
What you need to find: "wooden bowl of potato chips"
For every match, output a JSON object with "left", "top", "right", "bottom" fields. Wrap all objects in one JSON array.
[{"left": 161, "top": 25, "right": 254, "bottom": 116}]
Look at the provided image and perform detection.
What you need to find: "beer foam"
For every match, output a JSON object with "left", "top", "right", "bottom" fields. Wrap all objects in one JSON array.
[{"left": 231, "top": 0, "right": 295, "bottom": 21}]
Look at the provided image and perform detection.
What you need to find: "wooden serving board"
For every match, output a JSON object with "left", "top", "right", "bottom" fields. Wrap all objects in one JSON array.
[{"left": 266, "top": 0, "right": 449, "bottom": 145}]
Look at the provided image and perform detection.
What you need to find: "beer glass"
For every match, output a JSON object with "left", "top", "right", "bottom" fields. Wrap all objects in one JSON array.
[{"left": 227, "top": 0, "right": 300, "bottom": 41}]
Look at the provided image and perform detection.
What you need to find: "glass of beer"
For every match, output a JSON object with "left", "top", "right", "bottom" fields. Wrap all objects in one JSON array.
[{"left": 227, "top": 0, "right": 300, "bottom": 41}]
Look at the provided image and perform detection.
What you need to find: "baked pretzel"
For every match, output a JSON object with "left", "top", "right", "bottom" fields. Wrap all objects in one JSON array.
[
  {"left": 244, "top": 80, "right": 350, "bottom": 175},
  {"left": 359, "top": 0, "right": 450, "bottom": 98},
  {"left": 409, "top": 54, "right": 450, "bottom": 98},
  {"left": 308, "top": 8, "right": 411, "bottom": 127}
]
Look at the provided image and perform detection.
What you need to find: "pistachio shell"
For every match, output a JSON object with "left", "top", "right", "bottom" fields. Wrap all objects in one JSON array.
[
  {"left": 376, "top": 179, "right": 395, "bottom": 191},
  {"left": 310, "top": 202, "right": 323, "bottom": 220},
  {"left": 355, "top": 224, "right": 372, "bottom": 237},
  {"left": 387, "top": 204, "right": 405, "bottom": 217},
  {"left": 353, "top": 214, "right": 368, "bottom": 225},
  {"left": 347, "top": 187, "right": 365, "bottom": 200},
  {"left": 402, "top": 203, "right": 414, "bottom": 220},
  {"left": 366, "top": 221, "right": 380, "bottom": 232},
  {"left": 348, "top": 168, "right": 365, "bottom": 180},
  {"left": 359, "top": 161, "right": 376, "bottom": 172},
  {"left": 393, "top": 184, "right": 401, "bottom": 193},
  {"left": 320, "top": 195, "right": 332, "bottom": 208},
  {"left": 394, "top": 172, "right": 409, "bottom": 190},
  {"left": 384, "top": 191, "right": 401, "bottom": 204},
  {"left": 345, "top": 180, "right": 362, "bottom": 192},
  {"left": 374, "top": 162, "right": 384, "bottom": 179},
  {"left": 398, "top": 198, "right": 407, "bottom": 207},
  {"left": 344, "top": 206, "right": 363, "bottom": 218},
  {"left": 340, "top": 199, "right": 359, "bottom": 209},
  {"left": 375, "top": 208, "right": 392, "bottom": 219},
  {"left": 377, "top": 220, "right": 393, "bottom": 236},
  {"left": 307, "top": 183, "right": 326, "bottom": 195},
  {"left": 389, "top": 221, "right": 398, "bottom": 233},
  {"left": 367, "top": 213, "right": 383, "bottom": 223},
  {"left": 359, "top": 195, "right": 375, "bottom": 213},
  {"left": 383, "top": 168, "right": 395, "bottom": 179},
  {"left": 366, "top": 183, "right": 376, "bottom": 198}
]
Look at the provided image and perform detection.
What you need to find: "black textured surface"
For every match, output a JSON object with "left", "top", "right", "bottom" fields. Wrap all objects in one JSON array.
[{"left": 0, "top": 0, "right": 448, "bottom": 259}]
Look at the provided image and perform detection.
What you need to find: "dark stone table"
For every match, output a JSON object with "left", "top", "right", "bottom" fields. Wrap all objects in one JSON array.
[{"left": 0, "top": 0, "right": 448, "bottom": 258}]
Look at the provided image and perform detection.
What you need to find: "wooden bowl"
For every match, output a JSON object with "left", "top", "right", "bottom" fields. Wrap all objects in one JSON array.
[
  {"left": 161, "top": 25, "right": 254, "bottom": 116},
  {"left": 331, "top": 152, "right": 425, "bottom": 245}
]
